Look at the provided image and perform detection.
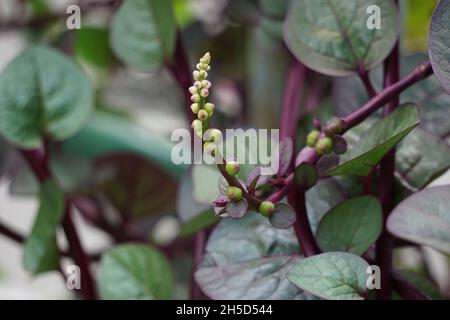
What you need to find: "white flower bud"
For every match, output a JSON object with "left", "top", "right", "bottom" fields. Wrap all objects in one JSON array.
[
  {"left": 193, "top": 70, "right": 200, "bottom": 80},
  {"left": 200, "top": 88, "right": 209, "bottom": 97},
  {"left": 198, "top": 109, "right": 209, "bottom": 121},
  {"left": 191, "top": 103, "right": 199, "bottom": 114},
  {"left": 189, "top": 86, "right": 197, "bottom": 94},
  {"left": 194, "top": 81, "right": 202, "bottom": 88},
  {"left": 201, "top": 80, "right": 211, "bottom": 89},
  {"left": 199, "top": 70, "right": 208, "bottom": 79},
  {"left": 204, "top": 103, "right": 215, "bottom": 113},
  {"left": 191, "top": 93, "right": 201, "bottom": 103}
]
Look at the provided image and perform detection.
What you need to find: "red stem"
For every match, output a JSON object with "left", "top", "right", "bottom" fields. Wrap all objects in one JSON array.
[{"left": 376, "top": 39, "right": 400, "bottom": 300}]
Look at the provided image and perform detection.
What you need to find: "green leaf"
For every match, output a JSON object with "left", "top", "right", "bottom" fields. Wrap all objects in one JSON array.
[
  {"left": 91, "top": 153, "right": 177, "bottom": 219},
  {"left": 284, "top": 0, "right": 398, "bottom": 76},
  {"left": 306, "top": 178, "right": 346, "bottom": 232},
  {"left": 269, "top": 203, "right": 297, "bottom": 229},
  {"left": 195, "top": 213, "right": 317, "bottom": 300},
  {"left": 387, "top": 186, "right": 450, "bottom": 254},
  {"left": 295, "top": 162, "right": 318, "bottom": 188},
  {"left": 327, "top": 103, "right": 420, "bottom": 176},
  {"left": 396, "top": 129, "right": 450, "bottom": 190},
  {"left": 316, "top": 195, "right": 382, "bottom": 255},
  {"left": 404, "top": 0, "right": 437, "bottom": 53},
  {"left": 75, "top": 27, "right": 113, "bottom": 68},
  {"left": 178, "top": 210, "right": 219, "bottom": 237},
  {"left": 287, "top": 252, "right": 370, "bottom": 300},
  {"left": 98, "top": 244, "right": 172, "bottom": 299},
  {"left": 110, "top": 0, "right": 176, "bottom": 70},
  {"left": 23, "top": 180, "right": 65, "bottom": 274},
  {"left": 396, "top": 270, "right": 442, "bottom": 300},
  {"left": 0, "top": 46, "right": 93, "bottom": 149},
  {"left": 62, "top": 111, "right": 185, "bottom": 179},
  {"left": 429, "top": 0, "right": 450, "bottom": 94}
]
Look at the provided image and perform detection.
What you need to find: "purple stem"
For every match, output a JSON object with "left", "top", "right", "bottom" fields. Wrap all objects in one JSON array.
[
  {"left": 376, "top": 38, "right": 400, "bottom": 300},
  {"left": 190, "top": 230, "right": 206, "bottom": 300}
]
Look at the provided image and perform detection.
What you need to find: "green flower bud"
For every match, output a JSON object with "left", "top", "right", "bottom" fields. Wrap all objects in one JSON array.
[
  {"left": 191, "top": 119, "right": 203, "bottom": 139},
  {"left": 208, "top": 129, "right": 222, "bottom": 142},
  {"left": 201, "top": 80, "right": 211, "bottom": 89},
  {"left": 191, "top": 93, "right": 200, "bottom": 103},
  {"left": 199, "top": 70, "right": 208, "bottom": 79},
  {"left": 323, "top": 116, "right": 344, "bottom": 136},
  {"left": 259, "top": 201, "right": 275, "bottom": 217},
  {"left": 204, "top": 142, "right": 216, "bottom": 157},
  {"left": 198, "top": 109, "right": 209, "bottom": 121},
  {"left": 306, "top": 130, "right": 321, "bottom": 148},
  {"left": 226, "top": 186, "right": 242, "bottom": 202},
  {"left": 225, "top": 161, "right": 240, "bottom": 176},
  {"left": 193, "top": 70, "right": 200, "bottom": 80},
  {"left": 191, "top": 103, "right": 199, "bottom": 114},
  {"left": 315, "top": 137, "right": 334, "bottom": 155},
  {"left": 204, "top": 103, "right": 215, "bottom": 113},
  {"left": 200, "top": 88, "right": 209, "bottom": 98},
  {"left": 189, "top": 86, "right": 197, "bottom": 95}
]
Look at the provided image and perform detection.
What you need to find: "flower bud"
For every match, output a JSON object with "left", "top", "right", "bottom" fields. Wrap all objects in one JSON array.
[
  {"left": 208, "top": 129, "right": 222, "bottom": 142},
  {"left": 226, "top": 186, "right": 243, "bottom": 202},
  {"left": 201, "top": 80, "right": 211, "bottom": 89},
  {"left": 191, "top": 119, "right": 203, "bottom": 139},
  {"left": 189, "top": 86, "right": 197, "bottom": 95},
  {"left": 200, "top": 88, "right": 209, "bottom": 98},
  {"left": 191, "top": 103, "right": 199, "bottom": 114},
  {"left": 199, "top": 70, "right": 208, "bottom": 79},
  {"left": 196, "top": 63, "right": 204, "bottom": 70},
  {"left": 191, "top": 94, "right": 201, "bottom": 103},
  {"left": 259, "top": 201, "right": 275, "bottom": 217},
  {"left": 198, "top": 109, "right": 209, "bottom": 121},
  {"left": 204, "top": 142, "right": 216, "bottom": 157},
  {"left": 323, "top": 116, "right": 344, "bottom": 136},
  {"left": 204, "top": 103, "right": 215, "bottom": 113},
  {"left": 194, "top": 81, "right": 202, "bottom": 88},
  {"left": 306, "top": 130, "right": 321, "bottom": 148},
  {"left": 315, "top": 137, "right": 334, "bottom": 155},
  {"left": 225, "top": 161, "right": 240, "bottom": 176},
  {"left": 193, "top": 70, "right": 200, "bottom": 80}
]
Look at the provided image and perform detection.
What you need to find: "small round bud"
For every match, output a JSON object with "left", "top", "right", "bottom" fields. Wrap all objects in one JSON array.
[
  {"left": 205, "top": 65, "right": 211, "bottom": 71},
  {"left": 199, "top": 70, "right": 208, "bottom": 79},
  {"left": 225, "top": 161, "right": 240, "bottom": 176},
  {"left": 191, "top": 119, "right": 203, "bottom": 139},
  {"left": 204, "top": 103, "right": 215, "bottom": 113},
  {"left": 201, "top": 80, "right": 211, "bottom": 89},
  {"left": 204, "top": 142, "right": 216, "bottom": 157},
  {"left": 193, "top": 70, "right": 200, "bottom": 80},
  {"left": 209, "top": 129, "right": 222, "bottom": 142},
  {"left": 191, "top": 103, "right": 199, "bottom": 114},
  {"left": 306, "top": 130, "right": 321, "bottom": 148},
  {"left": 259, "top": 201, "right": 275, "bottom": 217},
  {"left": 189, "top": 86, "right": 197, "bottom": 95},
  {"left": 194, "top": 81, "right": 202, "bottom": 88},
  {"left": 315, "top": 137, "right": 334, "bottom": 155},
  {"left": 198, "top": 109, "right": 209, "bottom": 121},
  {"left": 191, "top": 94, "right": 201, "bottom": 103},
  {"left": 196, "top": 63, "right": 204, "bottom": 70},
  {"left": 226, "top": 186, "right": 243, "bottom": 202},
  {"left": 333, "top": 135, "right": 347, "bottom": 155},
  {"left": 200, "top": 88, "right": 209, "bottom": 98},
  {"left": 323, "top": 116, "right": 344, "bottom": 136}
]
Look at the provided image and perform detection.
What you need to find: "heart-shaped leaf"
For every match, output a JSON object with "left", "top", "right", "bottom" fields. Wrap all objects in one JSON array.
[
  {"left": 387, "top": 186, "right": 450, "bottom": 254},
  {"left": 270, "top": 203, "right": 297, "bottom": 229},
  {"left": 23, "top": 180, "right": 65, "bottom": 274},
  {"left": 284, "top": 0, "right": 398, "bottom": 76},
  {"left": 195, "top": 213, "right": 317, "bottom": 300},
  {"left": 226, "top": 198, "right": 249, "bottom": 219},
  {"left": 75, "top": 27, "right": 113, "bottom": 68},
  {"left": 110, "top": 0, "right": 176, "bottom": 70},
  {"left": 98, "top": 244, "right": 172, "bottom": 299},
  {"left": 295, "top": 162, "right": 318, "bottom": 189},
  {"left": 0, "top": 46, "right": 93, "bottom": 149},
  {"left": 287, "top": 252, "right": 370, "bottom": 300},
  {"left": 429, "top": 0, "right": 450, "bottom": 94},
  {"left": 327, "top": 103, "right": 420, "bottom": 176},
  {"left": 316, "top": 195, "right": 382, "bottom": 255},
  {"left": 91, "top": 153, "right": 177, "bottom": 220}
]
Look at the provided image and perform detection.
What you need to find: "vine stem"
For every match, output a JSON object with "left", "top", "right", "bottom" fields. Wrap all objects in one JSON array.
[
  {"left": 190, "top": 230, "right": 206, "bottom": 300},
  {"left": 376, "top": 38, "right": 400, "bottom": 300},
  {"left": 20, "top": 149, "right": 98, "bottom": 300}
]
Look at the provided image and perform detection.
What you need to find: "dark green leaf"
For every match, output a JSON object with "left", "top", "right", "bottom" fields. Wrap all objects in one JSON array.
[
  {"left": 295, "top": 162, "right": 318, "bottom": 188},
  {"left": 23, "top": 180, "right": 65, "bottom": 274},
  {"left": 316, "top": 195, "right": 382, "bottom": 255},
  {"left": 75, "top": 27, "right": 113, "bottom": 68},
  {"left": 98, "top": 244, "right": 172, "bottom": 299},
  {"left": 327, "top": 103, "right": 420, "bottom": 176},
  {"left": 270, "top": 203, "right": 297, "bottom": 229},
  {"left": 287, "top": 252, "right": 369, "bottom": 300},
  {"left": 195, "top": 213, "right": 317, "bottom": 300},
  {"left": 63, "top": 111, "right": 185, "bottom": 179},
  {"left": 387, "top": 186, "right": 450, "bottom": 254},
  {"left": 429, "top": 0, "right": 450, "bottom": 93},
  {"left": 110, "top": 0, "right": 176, "bottom": 70},
  {"left": 0, "top": 46, "right": 93, "bottom": 149},
  {"left": 396, "top": 270, "right": 442, "bottom": 300},
  {"left": 178, "top": 210, "right": 219, "bottom": 238},
  {"left": 284, "top": 0, "right": 398, "bottom": 76}
]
